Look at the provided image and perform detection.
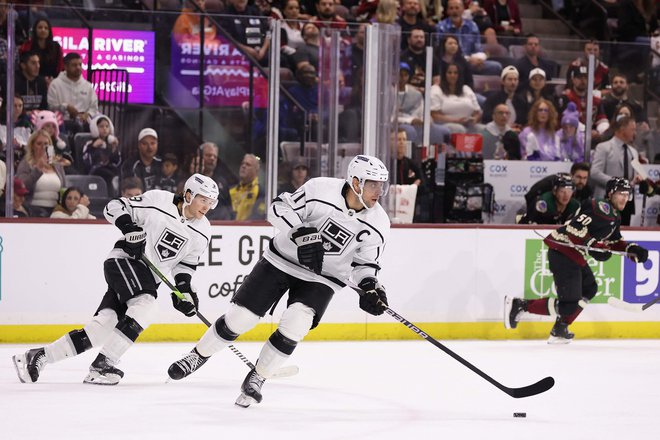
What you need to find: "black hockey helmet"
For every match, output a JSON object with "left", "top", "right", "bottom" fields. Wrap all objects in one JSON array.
[
  {"left": 553, "top": 173, "right": 575, "bottom": 191},
  {"left": 605, "top": 177, "right": 632, "bottom": 197}
]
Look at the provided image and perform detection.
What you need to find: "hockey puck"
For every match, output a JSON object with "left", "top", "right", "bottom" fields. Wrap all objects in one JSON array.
[{"left": 513, "top": 412, "right": 527, "bottom": 418}]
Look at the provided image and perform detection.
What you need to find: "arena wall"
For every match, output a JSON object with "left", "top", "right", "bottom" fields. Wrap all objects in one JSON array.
[{"left": 1, "top": 222, "right": 659, "bottom": 342}]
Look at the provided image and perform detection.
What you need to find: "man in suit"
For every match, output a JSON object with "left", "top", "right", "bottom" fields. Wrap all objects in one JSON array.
[{"left": 591, "top": 115, "right": 642, "bottom": 225}]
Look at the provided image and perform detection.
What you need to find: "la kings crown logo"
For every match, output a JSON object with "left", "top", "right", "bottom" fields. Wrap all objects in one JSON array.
[
  {"left": 319, "top": 219, "right": 354, "bottom": 255},
  {"left": 155, "top": 228, "right": 188, "bottom": 262}
]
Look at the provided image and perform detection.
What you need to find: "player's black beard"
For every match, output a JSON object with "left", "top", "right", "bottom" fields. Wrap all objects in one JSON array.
[{"left": 319, "top": 11, "right": 334, "bottom": 20}]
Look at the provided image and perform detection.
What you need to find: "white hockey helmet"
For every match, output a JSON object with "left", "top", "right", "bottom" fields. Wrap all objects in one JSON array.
[
  {"left": 346, "top": 155, "right": 389, "bottom": 209},
  {"left": 184, "top": 173, "right": 219, "bottom": 209}
]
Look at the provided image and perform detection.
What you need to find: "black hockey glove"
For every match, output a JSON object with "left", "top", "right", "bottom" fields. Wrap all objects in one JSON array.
[
  {"left": 291, "top": 226, "right": 324, "bottom": 275},
  {"left": 115, "top": 214, "right": 146, "bottom": 259},
  {"left": 627, "top": 244, "right": 648, "bottom": 264},
  {"left": 358, "top": 277, "right": 388, "bottom": 316},
  {"left": 170, "top": 274, "right": 199, "bottom": 317},
  {"left": 588, "top": 249, "right": 612, "bottom": 262}
]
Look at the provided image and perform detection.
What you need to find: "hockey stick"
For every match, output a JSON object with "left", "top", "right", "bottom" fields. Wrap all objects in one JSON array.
[
  {"left": 140, "top": 255, "right": 299, "bottom": 379},
  {"left": 345, "top": 280, "right": 555, "bottom": 399},
  {"left": 607, "top": 296, "right": 660, "bottom": 312},
  {"left": 532, "top": 230, "right": 632, "bottom": 257}
]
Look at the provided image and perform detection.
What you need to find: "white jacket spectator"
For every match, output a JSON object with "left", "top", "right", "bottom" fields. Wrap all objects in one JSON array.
[{"left": 47, "top": 53, "right": 99, "bottom": 122}]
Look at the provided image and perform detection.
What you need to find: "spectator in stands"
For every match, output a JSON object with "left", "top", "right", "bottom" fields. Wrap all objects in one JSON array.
[
  {"left": 519, "top": 98, "right": 559, "bottom": 161},
  {"left": 556, "top": 102, "right": 586, "bottom": 162},
  {"left": 278, "top": 158, "right": 309, "bottom": 194},
  {"left": 172, "top": 0, "right": 217, "bottom": 44},
  {"left": 518, "top": 173, "right": 579, "bottom": 224},
  {"left": 292, "top": 22, "right": 320, "bottom": 72},
  {"left": 155, "top": 153, "right": 179, "bottom": 194},
  {"left": 397, "top": 62, "right": 450, "bottom": 146},
  {"left": 287, "top": 63, "right": 319, "bottom": 130},
  {"left": 591, "top": 115, "right": 641, "bottom": 225},
  {"left": 47, "top": 52, "right": 99, "bottom": 133},
  {"left": 639, "top": 106, "right": 659, "bottom": 164},
  {"left": 15, "top": 51, "right": 48, "bottom": 112},
  {"left": 514, "top": 34, "right": 556, "bottom": 91},
  {"left": 602, "top": 74, "right": 649, "bottom": 130},
  {"left": 121, "top": 128, "right": 162, "bottom": 192},
  {"left": 279, "top": 0, "right": 306, "bottom": 50},
  {"left": 430, "top": 62, "right": 483, "bottom": 134},
  {"left": 481, "top": 103, "right": 513, "bottom": 159},
  {"left": 120, "top": 176, "right": 143, "bottom": 198},
  {"left": 522, "top": 67, "right": 558, "bottom": 111},
  {"left": 483, "top": 0, "right": 522, "bottom": 38},
  {"left": 230, "top": 154, "right": 266, "bottom": 220},
  {"left": 16, "top": 129, "right": 65, "bottom": 217},
  {"left": 310, "top": 0, "right": 349, "bottom": 35},
  {"left": 558, "top": 65, "right": 608, "bottom": 134},
  {"left": 597, "top": 103, "right": 645, "bottom": 149},
  {"left": 0, "top": 93, "right": 32, "bottom": 161},
  {"left": 83, "top": 114, "right": 121, "bottom": 192},
  {"left": 614, "top": 0, "right": 658, "bottom": 83},
  {"left": 50, "top": 186, "right": 95, "bottom": 219},
  {"left": 187, "top": 142, "right": 233, "bottom": 219},
  {"left": 396, "top": 128, "right": 424, "bottom": 186},
  {"left": 567, "top": 40, "right": 609, "bottom": 91},
  {"left": 31, "top": 110, "right": 72, "bottom": 169},
  {"left": 346, "top": 23, "right": 366, "bottom": 87},
  {"left": 374, "top": 0, "right": 398, "bottom": 25},
  {"left": 398, "top": 0, "right": 434, "bottom": 50},
  {"left": 502, "top": 129, "right": 522, "bottom": 159},
  {"left": 436, "top": 0, "right": 502, "bottom": 75},
  {"left": 482, "top": 65, "right": 527, "bottom": 128},
  {"left": 437, "top": 35, "right": 474, "bottom": 90},
  {"left": 401, "top": 28, "right": 440, "bottom": 90},
  {"left": 0, "top": 177, "right": 31, "bottom": 217},
  {"left": 221, "top": 0, "right": 271, "bottom": 66},
  {"left": 19, "top": 18, "right": 63, "bottom": 84}
]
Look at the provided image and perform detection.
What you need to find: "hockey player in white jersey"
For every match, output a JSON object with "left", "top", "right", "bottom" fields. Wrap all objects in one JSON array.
[
  {"left": 12, "top": 174, "right": 218, "bottom": 385},
  {"left": 167, "top": 155, "right": 391, "bottom": 407}
]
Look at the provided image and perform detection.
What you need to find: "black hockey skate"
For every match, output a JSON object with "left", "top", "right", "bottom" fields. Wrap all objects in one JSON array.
[
  {"left": 235, "top": 368, "right": 266, "bottom": 408},
  {"left": 504, "top": 296, "right": 527, "bottom": 330},
  {"left": 167, "top": 349, "right": 209, "bottom": 380},
  {"left": 12, "top": 347, "right": 47, "bottom": 383},
  {"left": 84, "top": 353, "right": 124, "bottom": 385},
  {"left": 548, "top": 318, "right": 575, "bottom": 345}
]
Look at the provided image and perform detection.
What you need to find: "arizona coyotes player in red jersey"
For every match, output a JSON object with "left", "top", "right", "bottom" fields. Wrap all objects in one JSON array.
[{"left": 504, "top": 177, "right": 649, "bottom": 344}]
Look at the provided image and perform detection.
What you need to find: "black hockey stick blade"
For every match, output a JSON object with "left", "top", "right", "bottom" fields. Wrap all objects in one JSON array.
[
  {"left": 346, "top": 282, "right": 555, "bottom": 398},
  {"left": 642, "top": 296, "right": 660, "bottom": 311}
]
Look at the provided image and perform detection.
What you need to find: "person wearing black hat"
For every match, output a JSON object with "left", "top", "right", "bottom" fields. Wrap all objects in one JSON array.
[
  {"left": 518, "top": 173, "right": 579, "bottom": 225},
  {"left": 558, "top": 65, "right": 608, "bottom": 132},
  {"left": 505, "top": 176, "right": 649, "bottom": 343}
]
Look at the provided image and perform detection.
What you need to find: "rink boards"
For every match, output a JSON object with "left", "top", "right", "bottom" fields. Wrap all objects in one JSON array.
[{"left": 1, "top": 221, "right": 659, "bottom": 342}]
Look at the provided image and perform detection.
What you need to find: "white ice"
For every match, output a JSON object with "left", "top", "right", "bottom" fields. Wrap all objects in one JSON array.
[{"left": 1, "top": 340, "right": 659, "bottom": 440}]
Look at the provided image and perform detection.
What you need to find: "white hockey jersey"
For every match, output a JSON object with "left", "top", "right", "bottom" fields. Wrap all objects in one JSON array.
[
  {"left": 103, "top": 190, "right": 211, "bottom": 283},
  {"left": 264, "top": 177, "right": 390, "bottom": 291}
]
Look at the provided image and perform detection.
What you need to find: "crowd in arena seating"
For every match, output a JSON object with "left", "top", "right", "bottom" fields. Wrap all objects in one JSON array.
[{"left": 1, "top": 0, "right": 659, "bottom": 223}]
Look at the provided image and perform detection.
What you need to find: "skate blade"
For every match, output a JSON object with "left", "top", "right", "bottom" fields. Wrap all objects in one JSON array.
[
  {"left": 547, "top": 335, "right": 573, "bottom": 345},
  {"left": 12, "top": 354, "right": 30, "bottom": 384},
  {"left": 234, "top": 393, "right": 256, "bottom": 408},
  {"left": 83, "top": 370, "right": 121, "bottom": 386}
]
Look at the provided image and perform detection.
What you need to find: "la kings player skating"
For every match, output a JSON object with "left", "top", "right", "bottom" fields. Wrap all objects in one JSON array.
[
  {"left": 504, "top": 177, "right": 648, "bottom": 343},
  {"left": 168, "top": 155, "right": 391, "bottom": 407},
  {"left": 13, "top": 174, "right": 218, "bottom": 385}
]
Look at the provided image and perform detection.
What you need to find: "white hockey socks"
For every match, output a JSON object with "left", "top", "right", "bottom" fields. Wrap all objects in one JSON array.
[
  {"left": 100, "top": 294, "right": 155, "bottom": 364},
  {"left": 196, "top": 305, "right": 260, "bottom": 358}
]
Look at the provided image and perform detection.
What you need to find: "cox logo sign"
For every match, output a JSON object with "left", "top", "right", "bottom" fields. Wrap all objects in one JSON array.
[
  {"left": 489, "top": 164, "right": 508, "bottom": 175},
  {"left": 510, "top": 184, "right": 528, "bottom": 195},
  {"left": 529, "top": 165, "right": 549, "bottom": 177},
  {"left": 647, "top": 169, "right": 660, "bottom": 179},
  {"left": 493, "top": 202, "right": 507, "bottom": 213}
]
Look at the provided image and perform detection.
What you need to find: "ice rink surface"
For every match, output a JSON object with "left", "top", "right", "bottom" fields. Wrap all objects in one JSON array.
[{"left": 1, "top": 339, "right": 659, "bottom": 440}]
